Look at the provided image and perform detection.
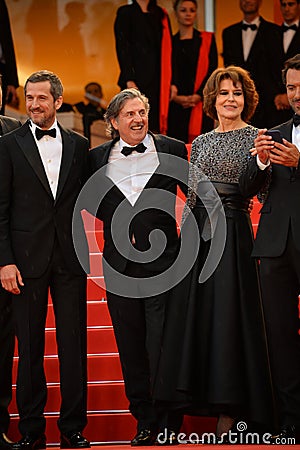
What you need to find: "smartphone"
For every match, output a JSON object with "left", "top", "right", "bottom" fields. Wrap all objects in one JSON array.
[{"left": 266, "top": 130, "right": 283, "bottom": 144}]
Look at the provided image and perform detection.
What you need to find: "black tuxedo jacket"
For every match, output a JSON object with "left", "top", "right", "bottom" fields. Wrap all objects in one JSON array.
[
  {"left": 0, "top": 120, "right": 89, "bottom": 277},
  {"left": 222, "top": 17, "right": 283, "bottom": 128},
  {"left": 240, "top": 119, "right": 300, "bottom": 257},
  {"left": 283, "top": 24, "right": 300, "bottom": 60},
  {"left": 88, "top": 133, "right": 187, "bottom": 274}
]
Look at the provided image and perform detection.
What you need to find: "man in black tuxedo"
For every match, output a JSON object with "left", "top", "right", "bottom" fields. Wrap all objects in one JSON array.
[
  {"left": 222, "top": 0, "right": 284, "bottom": 129},
  {"left": 0, "top": 77, "right": 21, "bottom": 450},
  {"left": 240, "top": 53, "right": 300, "bottom": 444},
  {"left": 0, "top": 0, "right": 19, "bottom": 113},
  {"left": 0, "top": 71, "right": 90, "bottom": 450},
  {"left": 274, "top": 0, "right": 300, "bottom": 120},
  {"left": 88, "top": 88, "right": 187, "bottom": 445}
]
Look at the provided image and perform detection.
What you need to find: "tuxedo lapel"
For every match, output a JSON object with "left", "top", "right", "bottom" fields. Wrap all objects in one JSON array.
[
  {"left": 55, "top": 125, "right": 75, "bottom": 201},
  {"left": 15, "top": 122, "right": 53, "bottom": 198},
  {"left": 143, "top": 133, "right": 169, "bottom": 189},
  {"left": 236, "top": 24, "right": 245, "bottom": 62},
  {"left": 278, "top": 120, "right": 295, "bottom": 176}
]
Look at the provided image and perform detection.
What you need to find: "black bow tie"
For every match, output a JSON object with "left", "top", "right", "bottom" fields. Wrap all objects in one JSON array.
[
  {"left": 121, "top": 142, "right": 146, "bottom": 157},
  {"left": 293, "top": 114, "right": 300, "bottom": 127},
  {"left": 283, "top": 24, "right": 298, "bottom": 32},
  {"left": 35, "top": 127, "right": 56, "bottom": 140},
  {"left": 242, "top": 23, "right": 257, "bottom": 31}
]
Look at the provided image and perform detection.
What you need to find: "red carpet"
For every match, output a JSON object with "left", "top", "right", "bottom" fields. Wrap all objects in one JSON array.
[{"left": 9, "top": 198, "right": 300, "bottom": 446}]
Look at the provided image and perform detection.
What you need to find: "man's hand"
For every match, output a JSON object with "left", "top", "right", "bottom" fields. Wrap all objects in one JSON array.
[
  {"left": 6, "top": 85, "right": 19, "bottom": 109},
  {"left": 0, "top": 264, "right": 24, "bottom": 294},
  {"left": 269, "top": 139, "right": 300, "bottom": 167},
  {"left": 253, "top": 128, "right": 272, "bottom": 164},
  {"left": 126, "top": 81, "right": 138, "bottom": 89},
  {"left": 274, "top": 93, "right": 290, "bottom": 111}
]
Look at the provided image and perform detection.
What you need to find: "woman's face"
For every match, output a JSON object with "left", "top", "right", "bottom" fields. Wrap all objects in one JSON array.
[
  {"left": 175, "top": 1, "right": 197, "bottom": 27},
  {"left": 215, "top": 78, "right": 244, "bottom": 122}
]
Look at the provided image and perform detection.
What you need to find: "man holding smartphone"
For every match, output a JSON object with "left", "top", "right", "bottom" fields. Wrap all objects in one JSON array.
[{"left": 240, "top": 53, "right": 300, "bottom": 444}]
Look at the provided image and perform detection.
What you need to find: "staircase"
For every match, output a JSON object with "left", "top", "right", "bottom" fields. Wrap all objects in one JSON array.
[{"left": 8, "top": 198, "right": 265, "bottom": 446}]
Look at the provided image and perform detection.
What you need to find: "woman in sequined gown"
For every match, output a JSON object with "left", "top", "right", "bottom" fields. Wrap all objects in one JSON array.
[{"left": 154, "top": 66, "right": 275, "bottom": 438}]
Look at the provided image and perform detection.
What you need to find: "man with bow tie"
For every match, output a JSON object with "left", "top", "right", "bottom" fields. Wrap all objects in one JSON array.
[
  {"left": 240, "top": 54, "right": 300, "bottom": 444},
  {"left": 0, "top": 70, "right": 90, "bottom": 450},
  {"left": 222, "top": 0, "right": 284, "bottom": 128},
  {"left": 274, "top": 0, "right": 300, "bottom": 119},
  {"left": 88, "top": 88, "right": 187, "bottom": 445}
]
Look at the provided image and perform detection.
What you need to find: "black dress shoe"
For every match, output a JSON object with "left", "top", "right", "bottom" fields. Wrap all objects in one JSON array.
[
  {"left": 12, "top": 435, "right": 46, "bottom": 450},
  {"left": 0, "top": 433, "right": 13, "bottom": 450},
  {"left": 60, "top": 432, "right": 90, "bottom": 449},
  {"left": 270, "top": 425, "right": 298, "bottom": 444},
  {"left": 131, "top": 429, "right": 156, "bottom": 446}
]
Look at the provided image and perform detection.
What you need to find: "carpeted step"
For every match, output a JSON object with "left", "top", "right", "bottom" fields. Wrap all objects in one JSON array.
[
  {"left": 46, "top": 300, "right": 111, "bottom": 328},
  {"left": 14, "top": 326, "right": 117, "bottom": 356},
  {"left": 10, "top": 381, "right": 128, "bottom": 414},
  {"left": 12, "top": 353, "right": 122, "bottom": 384},
  {"left": 8, "top": 411, "right": 136, "bottom": 445}
]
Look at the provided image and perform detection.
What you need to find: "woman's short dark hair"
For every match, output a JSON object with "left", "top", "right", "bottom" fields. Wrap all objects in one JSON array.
[
  {"left": 203, "top": 66, "right": 259, "bottom": 123},
  {"left": 24, "top": 70, "right": 63, "bottom": 101},
  {"left": 173, "top": 0, "right": 197, "bottom": 10},
  {"left": 104, "top": 88, "right": 150, "bottom": 139}
]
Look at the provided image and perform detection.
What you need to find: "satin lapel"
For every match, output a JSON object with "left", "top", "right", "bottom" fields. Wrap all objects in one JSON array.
[
  {"left": 15, "top": 123, "right": 53, "bottom": 197},
  {"left": 279, "top": 120, "right": 293, "bottom": 142},
  {"left": 144, "top": 133, "right": 169, "bottom": 189},
  {"left": 237, "top": 24, "right": 245, "bottom": 62},
  {"left": 0, "top": 119, "right": 7, "bottom": 135},
  {"left": 279, "top": 121, "right": 295, "bottom": 176},
  {"left": 55, "top": 125, "right": 75, "bottom": 202}
]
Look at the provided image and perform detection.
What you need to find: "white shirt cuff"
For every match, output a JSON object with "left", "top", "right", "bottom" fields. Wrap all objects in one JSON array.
[{"left": 256, "top": 155, "right": 270, "bottom": 170}]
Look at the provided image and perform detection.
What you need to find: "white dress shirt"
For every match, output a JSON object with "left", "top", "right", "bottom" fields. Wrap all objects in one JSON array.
[
  {"left": 283, "top": 20, "right": 299, "bottom": 53},
  {"left": 242, "top": 17, "right": 260, "bottom": 61},
  {"left": 30, "top": 119, "right": 62, "bottom": 199},
  {"left": 106, "top": 133, "right": 159, "bottom": 206}
]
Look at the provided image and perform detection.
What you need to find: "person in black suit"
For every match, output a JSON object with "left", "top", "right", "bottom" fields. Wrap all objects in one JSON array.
[
  {"left": 0, "top": 0, "right": 19, "bottom": 113},
  {"left": 114, "top": 0, "right": 172, "bottom": 134},
  {"left": 222, "top": 0, "right": 284, "bottom": 129},
  {"left": 0, "top": 70, "right": 90, "bottom": 450},
  {"left": 87, "top": 88, "right": 187, "bottom": 445},
  {"left": 274, "top": 0, "right": 300, "bottom": 120},
  {"left": 0, "top": 76, "right": 22, "bottom": 450},
  {"left": 240, "top": 53, "right": 300, "bottom": 444}
]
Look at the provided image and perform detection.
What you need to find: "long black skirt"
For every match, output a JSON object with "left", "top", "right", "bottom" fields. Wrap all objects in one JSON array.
[{"left": 153, "top": 206, "right": 275, "bottom": 428}]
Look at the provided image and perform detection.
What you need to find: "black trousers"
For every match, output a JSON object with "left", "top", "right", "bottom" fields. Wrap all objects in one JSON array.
[
  {"left": 107, "top": 290, "right": 167, "bottom": 432},
  {"left": 0, "top": 289, "right": 14, "bottom": 433},
  {"left": 12, "top": 241, "right": 87, "bottom": 437},
  {"left": 259, "top": 230, "right": 300, "bottom": 428},
  {"left": 104, "top": 258, "right": 172, "bottom": 433}
]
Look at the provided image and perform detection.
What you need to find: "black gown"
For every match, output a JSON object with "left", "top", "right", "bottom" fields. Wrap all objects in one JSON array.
[
  {"left": 167, "top": 29, "right": 218, "bottom": 143},
  {"left": 154, "top": 126, "right": 275, "bottom": 429}
]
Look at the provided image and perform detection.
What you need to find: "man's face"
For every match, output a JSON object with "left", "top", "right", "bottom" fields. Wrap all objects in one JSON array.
[
  {"left": 111, "top": 97, "right": 148, "bottom": 146},
  {"left": 286, "top": 68, "right": 300, "bottom": 114},
  {"left": 85, "top": 83, "right": 102, "bottom": 107},
  {"left": 25, "top": 81, "right": 63, "bottom": 129},
  {"left": 239, "top": 0, "right": 261, "bottom": 15},
  {"left": 280, "top": 1, "right": 300, "bottom": 24}
]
